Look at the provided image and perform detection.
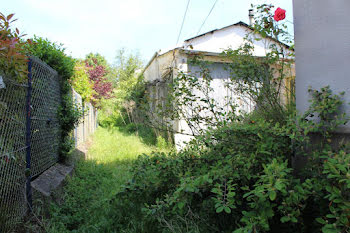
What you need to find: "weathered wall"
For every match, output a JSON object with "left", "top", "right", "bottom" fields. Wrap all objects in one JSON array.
[
  {"left": 293, "top": 0, "right": 350, "bottom": 132},
  {"left": 143, "top": 50, "right": 176, "bottom": 83},
  {"left": 174, "top": 60, "right": 255, "bottom": 149},
  {"left": 72, "top": 89, "right": 98, "bottom": 146}
]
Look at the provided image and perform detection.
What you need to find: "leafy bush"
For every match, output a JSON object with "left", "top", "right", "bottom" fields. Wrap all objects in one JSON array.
[
  {"left": 109, "top": 87, "right": 350, "bottom": 233},
  {"left": 25, "top": 36, "right": 75, "bottom": 81},
  {"left": 0, "top": 12, "right": 29, "bottom": 82},
  {"left": 98, "top": 108, "right": 125, "bottom": 128},
  {"left": 58, "top": 90, "right": 83, "bottom": 160},
  {"left": 119, "top": 123, "right": 158, "bottom": 146},
  {"left": 156, "top": 136, "right": 168, "bottom": 150}
]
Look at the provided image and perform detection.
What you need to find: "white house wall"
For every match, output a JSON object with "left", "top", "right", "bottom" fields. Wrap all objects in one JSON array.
[
  {"left": 188, "top": 62, "right": 253, "bottom": 114},
  {"left": 174, "top": 61, "right": 254, "bottom": 149},
  {"left": 143, "top": 51, "right": 174, "bottom": 83},
  {"left": 183, "top": 25, "right": 287, "bottom": 57}
]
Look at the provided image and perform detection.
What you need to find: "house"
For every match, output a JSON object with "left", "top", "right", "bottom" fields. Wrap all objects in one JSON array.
[{"left": 142, "top": 21, "right": 294, "bottom": 148}]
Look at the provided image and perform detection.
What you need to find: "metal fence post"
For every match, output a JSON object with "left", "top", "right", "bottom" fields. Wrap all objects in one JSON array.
[{"left": 25, "top": 58, "right": 33, "bottom": 211}]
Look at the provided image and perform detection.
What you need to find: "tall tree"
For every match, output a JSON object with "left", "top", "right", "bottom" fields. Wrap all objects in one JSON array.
[{"left": 84, "top": 53, "right": 113, "bottom": 107}]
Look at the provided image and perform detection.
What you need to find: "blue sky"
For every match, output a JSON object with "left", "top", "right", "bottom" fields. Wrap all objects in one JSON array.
[{"left": 3, "top": 0, "right": 293, "bottom": 65}]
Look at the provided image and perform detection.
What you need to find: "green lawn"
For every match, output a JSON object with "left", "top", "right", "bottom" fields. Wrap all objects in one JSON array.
[{"left": 46, "top": 127, "right": 164, "bottom": 233}]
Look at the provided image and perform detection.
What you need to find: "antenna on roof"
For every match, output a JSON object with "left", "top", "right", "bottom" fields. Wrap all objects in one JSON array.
[{"left": 248, "top": 9, "right": 254, "bottom": 26}]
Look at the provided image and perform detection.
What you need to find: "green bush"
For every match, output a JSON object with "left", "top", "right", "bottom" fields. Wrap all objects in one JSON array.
[
  {"left": 156, "top": 136, "right": 168, "bottom": 150},
  {"left": 25, "top": 36, "right": 75, "bottom": 81},
  {"left": 108, "top": 87, "right": 350, "bottom": 233},
  {"left": 119, "top": 123, "right": 158, "bottom": 146},
  {"left": 124, "top": 123, "right": 138, "bottom": 133}
]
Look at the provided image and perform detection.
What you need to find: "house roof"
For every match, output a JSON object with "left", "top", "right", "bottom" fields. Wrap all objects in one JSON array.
[
  {"left": 142, "top": 21, "right": 292, "bottom": 75},
  {"left": 184, "top": 21, "right": 291, "bottom": 49}
]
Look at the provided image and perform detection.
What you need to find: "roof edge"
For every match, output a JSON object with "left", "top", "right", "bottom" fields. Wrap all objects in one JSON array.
[{"left": 184, "top": 21, "right": 291, "bottom": 50}]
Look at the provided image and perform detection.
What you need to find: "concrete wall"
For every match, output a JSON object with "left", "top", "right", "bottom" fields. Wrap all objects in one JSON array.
[
  {"left": 293, "top": 0, "right": 350, "bottom": 132},
  {"left": 72, "top": 89, "right": 98, "bottom": 146},
  {"left": 173, "top": 61, "right": 255, "bottom": 149},
  {"left": 143, "top": 51, "right": 176, "bottom": 83}
]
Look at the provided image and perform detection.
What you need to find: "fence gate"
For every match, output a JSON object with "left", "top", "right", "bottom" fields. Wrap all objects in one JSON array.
[{"left": 0, "top": 57, "right": 61, "bottom": 232}]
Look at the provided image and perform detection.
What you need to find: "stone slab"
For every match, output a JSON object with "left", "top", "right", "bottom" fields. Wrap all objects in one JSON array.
[{"left": 31, "top": 163, "right": 74, "bottom": 197}]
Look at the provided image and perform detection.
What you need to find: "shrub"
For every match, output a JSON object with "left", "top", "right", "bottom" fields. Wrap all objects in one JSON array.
[
  {"left": 25, "top": 36, "right": 75, "bottom": 81},
  {"left": 0, "top": 12, "right": 29, "bottom": 82},
  {"left": 109, "top": 87, "right": 350, "bottom": 233},
  {"left": 156, "top": 136, "right": 167, "bottom": 150},
  {"left": 119, "top": 123, "right": 158, "bottom": 146}
]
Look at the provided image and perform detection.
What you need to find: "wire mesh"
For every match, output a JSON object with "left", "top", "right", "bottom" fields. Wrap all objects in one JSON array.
[
  {"left": 0, "top": 57, "right": 61, "bottom": 232},
  {"left": 30, "top": 57, "right": 61, "bottom": 177},
  {"left": 0, "top": 75, "right": 27, "bottom": 232},
  {"left": 0, "top": 57, "right": 97, "bottom": 231}
]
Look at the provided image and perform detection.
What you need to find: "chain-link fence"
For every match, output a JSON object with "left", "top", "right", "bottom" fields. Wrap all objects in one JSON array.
[
  {"left": 0, "top": 57, "right": 60, "bottom": 232},
  {"left": 0, "top": 57, "right": 98, "bottom": 232},
  {"left": 0, "top": 73, "right": 28, "bottom": 232},
  {"left": 30, "top": 57, "right": 61, "bottom": 177}
]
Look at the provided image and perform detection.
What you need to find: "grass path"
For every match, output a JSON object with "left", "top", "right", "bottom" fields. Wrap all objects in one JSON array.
[{"left": 47, "top": 127, "right": 162, "bottom": 233}]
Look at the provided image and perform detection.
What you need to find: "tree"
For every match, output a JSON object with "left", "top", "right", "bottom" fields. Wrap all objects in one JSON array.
[
  {"left": 98, "top": 49, "right": 144, "bottom": 127},
  {"left": 84, "top": 53, "right": 113, "bottom": 107},
  {"left": 70, "top": 61, "right": 95, "bottom": 103}
]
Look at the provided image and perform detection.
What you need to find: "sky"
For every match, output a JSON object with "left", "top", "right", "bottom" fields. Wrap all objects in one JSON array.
[{"left": 2, "top": 0, "right": 294, "bottom": 65}]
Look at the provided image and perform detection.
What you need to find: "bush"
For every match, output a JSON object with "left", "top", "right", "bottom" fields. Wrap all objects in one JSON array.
[
  {"left": 156, "top": 136, "right": 167, "bottom": 150},
  {"left": 25, "top": 36, "right": 75, "bottom": 81},
  {"left": 0, "top": 12, "right": 29, "bottom": 82},
  {"left": 108, "top": 87, "right": 350, "bottom": 233},
  {"left": 119, "top": 123, "right": 158, "bottom": 146}
]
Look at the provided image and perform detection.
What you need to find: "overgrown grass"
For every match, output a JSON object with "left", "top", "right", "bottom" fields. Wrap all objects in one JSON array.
[{"left": 45, "top": 127, "right": 167, "bottom": 233}]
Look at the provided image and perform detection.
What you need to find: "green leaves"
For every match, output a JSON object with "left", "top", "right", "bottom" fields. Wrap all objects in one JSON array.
[
  {"left": 269, "top": 191, "right": 276, "bottom": 201},
  {"left": 0, "top": 12, "right": 28, "bottom": 82},
  {"left": 71, "top": 61, "right": 95, "bottom": 103}
]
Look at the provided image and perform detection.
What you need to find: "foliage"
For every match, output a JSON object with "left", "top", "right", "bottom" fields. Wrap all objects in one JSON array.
[
  {"left": 57, "top": 88, "right": 83, "bottom": 160},
  {"left": 109, "top": 6, "right": 346, "bottom": 232},
  {"left": 149, "top": 4, "right": 295, "bottom": 141},
  {"left": 84, "top": 53, "right": 113, "bottom": 106},
  {"left": 70, "top": 61, "right": 95, "bottom": 103},
  {"left": 107, "top": 86, "right": 350, "bottom": 233},
  {"left": 85, "top": 52, "right": 109, "bottom": 70},
  {"left": 25, "top": 36, "right": 75, "bottom": 82},
  {"left": 26, "top": 36, "right": 83, "bottom": 160},
  {"left": 0, "top": 12, "right": 29, "bottom": 81},
  {"left": 98, "top": 49, "right": 144, "bottom": 128}
]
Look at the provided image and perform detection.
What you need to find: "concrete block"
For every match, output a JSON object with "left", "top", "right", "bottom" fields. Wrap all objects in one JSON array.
[{"left": 31, "top": 163, "right": 74, "bottom": 197}]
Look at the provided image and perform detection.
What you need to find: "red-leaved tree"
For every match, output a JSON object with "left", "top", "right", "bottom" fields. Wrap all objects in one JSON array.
[{"left": 85, "top": 56, "right": 113, "bottom": 106}]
